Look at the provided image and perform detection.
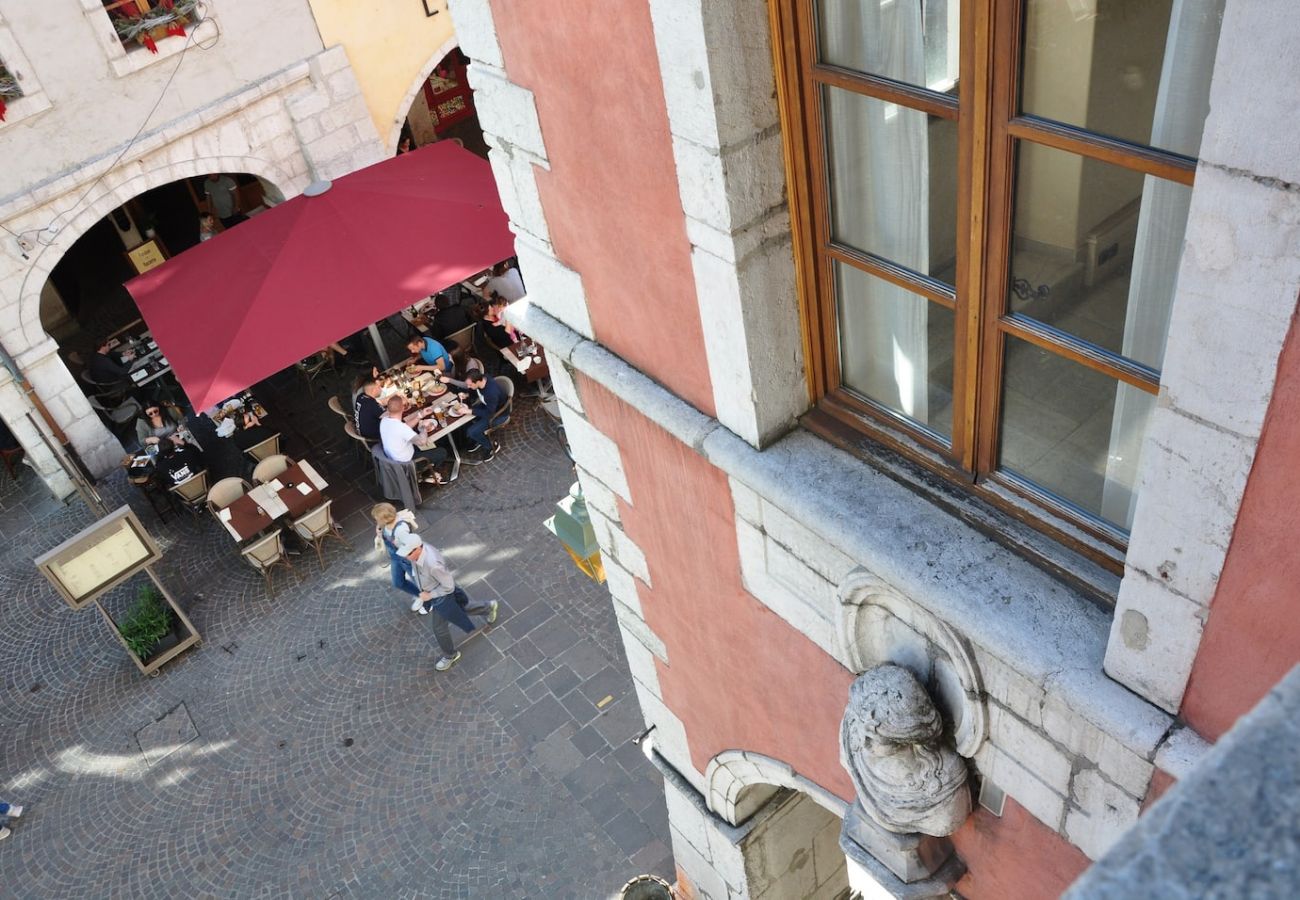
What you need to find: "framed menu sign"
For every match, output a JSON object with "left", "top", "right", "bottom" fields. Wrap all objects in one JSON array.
[
  {"left": 34, "top": 506, "right": 162, "bottom": 610},
  {"left": 125, "top": 238, "right": 168, "bottom": 275}
]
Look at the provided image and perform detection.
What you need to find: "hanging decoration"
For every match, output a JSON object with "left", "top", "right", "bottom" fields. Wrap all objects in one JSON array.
[
  {"left": 110, "top": 0, "right": 200, "bottom": 53},
  {"left": 0, "top": 61, "right": 24, "bottom": 124}
]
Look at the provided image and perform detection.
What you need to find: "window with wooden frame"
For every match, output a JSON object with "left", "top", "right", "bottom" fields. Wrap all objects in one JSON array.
[{"left": 773, "top": 0, "right": 1225, "bottom": 571}]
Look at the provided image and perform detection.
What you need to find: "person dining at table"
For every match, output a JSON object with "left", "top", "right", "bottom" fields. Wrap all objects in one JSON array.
[
  {"left": 353, "top": 376, "right": 384, "bottom": 441},
  {"left": 428, "top": 292, "right": 474, "bottom": 341},
  {"left": 485, "top": 259, "right": 526, "bottom": 303},
  {"left": 437, "top": 368, "right": 503, "bottom": 464},
  {"left": 379, "top": 396, "right": 447, "bottom": 484},
  {"left": 476, "top": 295, "right": 519, "bottom": 351},
  {"left": 87, "top": 337, "right": 133, "bottom": 386},
  {"left": 134, "top": 404, "right": 181, "bottom": 448},
  {"left": 156, "top": 433, "right": 204, "bottom": 486},
  {"left": 231, "top": 410, "right": 273, "bottom": 453},
  {"left": 403, "top": 335, "right": 454, "bottom": 375}
]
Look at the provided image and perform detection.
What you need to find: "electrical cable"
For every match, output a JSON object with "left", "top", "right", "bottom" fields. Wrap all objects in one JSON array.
[{"left": 4, "top": 2, "right": 221, "bottom": 253}]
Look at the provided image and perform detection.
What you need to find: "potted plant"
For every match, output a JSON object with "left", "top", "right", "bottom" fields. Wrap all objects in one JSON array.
[
  {"left": 0, "top": 60, "right": 23, "bottom": 123},
  {"left": 110, "top": 0, "right": 200, "bottom": 54},
  {"left": 119, "top": 584, "right": 180, "bottom": 663}
]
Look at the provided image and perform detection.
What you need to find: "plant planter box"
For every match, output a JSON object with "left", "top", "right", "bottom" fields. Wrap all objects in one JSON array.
[{"left": 98, "top": 586, "right": 201, "bottom": 677}]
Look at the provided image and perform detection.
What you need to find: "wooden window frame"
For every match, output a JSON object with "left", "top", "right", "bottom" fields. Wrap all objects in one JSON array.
[{"left": 772, "top": 0, "right": 1200, "bottom": 574}]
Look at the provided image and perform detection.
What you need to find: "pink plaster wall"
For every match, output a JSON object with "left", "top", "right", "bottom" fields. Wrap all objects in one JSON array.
[
  {"left": 577, "top": 373, "right": 1091, "bottom": 899},
  {"left": 1182, "top": 308, "right": 1300, "bottom": 741},
  {"left": 488, "top": 0, "right": 716, "bottom": 417}
]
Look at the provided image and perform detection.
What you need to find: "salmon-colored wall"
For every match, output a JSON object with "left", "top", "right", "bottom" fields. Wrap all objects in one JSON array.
[
  {"left": 488, "top": 0, "right": 716, "bottom": 417},
  {"left": 577, "top": 372, "right": 1090, "bottom": 898},
  {"left": 1182, "top": 309, "right": 1300, "bottom": 740}
]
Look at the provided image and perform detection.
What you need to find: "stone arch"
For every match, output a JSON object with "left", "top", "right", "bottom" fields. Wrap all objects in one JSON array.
[
  {"left": 837, "top": 568, "right": 988, "bottom": 757},
  {"left": 16, "top": 155, "right": 296, "bottom": 345},
  {"left": 704, "top": 749, "right": 848, "bottom": 827},
  {"left": 385, "top": 36, "right": 460, "bottom": 152}
]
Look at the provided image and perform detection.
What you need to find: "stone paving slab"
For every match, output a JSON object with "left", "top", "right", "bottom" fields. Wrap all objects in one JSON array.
[{"left": 0, "top": 367, "right": 673, "bottom": 897}]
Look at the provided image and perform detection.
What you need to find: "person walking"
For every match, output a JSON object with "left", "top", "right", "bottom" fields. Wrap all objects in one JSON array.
[
  {"left": 395, "top": 533, "right": 499, "bottom": 671},
  {"left": 0, "top": 801, "right": 25, "bottom": 841},
  {"left": 370, "top": 503, "right": 422, "bottom": 607}
]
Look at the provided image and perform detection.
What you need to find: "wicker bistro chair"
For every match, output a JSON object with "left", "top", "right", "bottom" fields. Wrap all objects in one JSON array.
[
  {"left": 327, "top": 395, "right": 351, "bottom": 423},
  {"left": 297, "top": 351, "right": 333, "bottom": 396},
  {"left": 445, "top": 324, "right": 476, "bottom": 369},
  {"left": 251, "top": 453, "right": 294, "bottom": 485},
  {"left": 206, "top": 476, "right": 252, "bottom": 519},
  {"left": 240, "top": 530, "right": 297, "bottom": 598},
  {"left": 290, "top": 500, "right": 351, "bottom": 566},
  {"left": 243, "top": 432, "right": 283, "bottom": 462},
  {"left": 343, "top": 420, "right": 376, "bottom": 466},
  {"left": 168, "top": 470, "right": 210, "bottom": 518}
]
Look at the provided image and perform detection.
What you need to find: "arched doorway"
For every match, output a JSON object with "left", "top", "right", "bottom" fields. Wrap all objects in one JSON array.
[
  {"left": 10, "top": 160, "right": 292, "bottom": 479},
  {"left": 393, "top": 44, "right": 489, "bottom": 158}
]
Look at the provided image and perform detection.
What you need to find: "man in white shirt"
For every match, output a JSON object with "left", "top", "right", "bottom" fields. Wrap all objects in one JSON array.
[
  {"left": 396, "top": 532, "right": 499, "bottom": 671},
  {"left": 378, "top": 396, "right": 446, "bottom": 483},
  {"left": 485, "top": 261, "right": 526, "bottom": 302}
]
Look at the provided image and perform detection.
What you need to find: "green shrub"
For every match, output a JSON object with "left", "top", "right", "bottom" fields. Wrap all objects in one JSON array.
[{"left": 119, "top": 585, "right": 174, "bottom": 660}]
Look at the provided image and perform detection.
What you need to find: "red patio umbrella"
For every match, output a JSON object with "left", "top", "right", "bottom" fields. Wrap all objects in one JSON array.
[{"left": 127, "top": 142, "right": 514, "bottom": 411}]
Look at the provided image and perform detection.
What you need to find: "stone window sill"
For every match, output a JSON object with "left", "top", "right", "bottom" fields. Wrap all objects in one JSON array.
[
  {"left": 110, "top": 32, "right": 190, "bottom": 78},
  {"left": 0, "top": 90, "right": 51, "bottom": 128}
]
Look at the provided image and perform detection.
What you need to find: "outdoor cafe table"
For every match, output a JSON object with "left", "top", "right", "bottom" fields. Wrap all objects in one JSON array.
[
  {"left": 379, "top": 367, "right": 475, "bottom": 481},
  {"left": 400, "top": 272, "right": 492, "bottom": 334},
  {"left": 501, "top": 339, "right": 550, "bottom": 383},
  {"left": 216, "top": 460, "right": 329, "bottom": 542}
]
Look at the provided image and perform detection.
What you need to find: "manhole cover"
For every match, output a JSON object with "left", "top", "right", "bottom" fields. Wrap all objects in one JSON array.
[{"left": 136, "top": 702, "right": 199, "bottom": 767}]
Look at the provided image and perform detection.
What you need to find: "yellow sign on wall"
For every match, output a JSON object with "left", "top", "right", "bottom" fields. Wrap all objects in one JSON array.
[{"left": 126, "top": 239, "right": 167, "bottom": 274}]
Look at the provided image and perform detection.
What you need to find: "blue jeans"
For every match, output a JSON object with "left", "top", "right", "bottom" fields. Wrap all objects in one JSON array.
[
  {"left": 424, "top": 586, "right": 491, "bottom": 656},
  {"left": 388, "top": 552, "right": 419, "bottom": 598},
  {"left": 466, "top": 412, "right": 492, "bottom": 454}
]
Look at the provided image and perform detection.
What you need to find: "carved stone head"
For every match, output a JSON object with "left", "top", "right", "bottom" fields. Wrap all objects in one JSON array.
[{"left": 840, "top": 664, "right": 971, "bottom": 836}]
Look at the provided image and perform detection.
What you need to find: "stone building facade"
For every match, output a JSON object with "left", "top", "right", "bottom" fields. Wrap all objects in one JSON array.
[
  {"left": 446, "top": 0, "right": 1300, "bottom": 896},
  {"left": 0, "top": 0, "right": 386, "bottom": 495}
]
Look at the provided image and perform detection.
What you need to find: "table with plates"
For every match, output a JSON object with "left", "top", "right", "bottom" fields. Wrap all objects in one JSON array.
[
  {"left": 379, "top": 366, "right": 476, "bottom": 481},
  {"left": 400, "top": 274, "right": 492, "bottom": 335},
  {"left": 217, "top": 460, "right": 329, "bottom": 542}
]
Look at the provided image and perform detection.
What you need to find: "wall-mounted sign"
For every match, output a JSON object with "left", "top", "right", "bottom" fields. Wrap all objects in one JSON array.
[
  {"left": 125, "top": 238, "right": 167, "bottom": 275},
  {"left": 34, "top": 506, "right": 163, "bottom": 610}
]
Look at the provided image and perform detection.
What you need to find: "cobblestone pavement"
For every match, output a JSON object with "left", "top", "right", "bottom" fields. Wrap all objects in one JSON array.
[{"left": 0, "top": 366, "right": 673, "bottom": 898}]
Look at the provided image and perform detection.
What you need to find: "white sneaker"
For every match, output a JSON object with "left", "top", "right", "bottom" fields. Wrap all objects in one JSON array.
[
  {"left": 410, "top": 597, "right": 424, "bottom": 613},
  {"left": 0, "top": 826, "right": 9, "bottom": 841},
  {"left": 487, "top": 600, "right": 500, "bottom": 624},
  {"left": 435, "top": 652, "right": 462, "bottom": 672},
  {"left": 6, "top": 805, "right": 21, "bottom": 818}
]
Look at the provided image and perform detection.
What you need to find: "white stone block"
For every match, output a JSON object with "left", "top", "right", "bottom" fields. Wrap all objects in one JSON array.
[
  {"left": 465, "top": 67, "right": 546, "bottom": 161},
  {"left": 588, "top": 508, "right": 651, "bottom": 586},
  {"left": 1123, "top": 404, "right": 1255, "bottom": 607},
  {"left": 758, "top": 499, "right": 856, "bottom": 587},
  {"left": 1160, "top": 167, "right": 1300, "bottom": 438},
  {"left": 1065, "top": 769, "right": 1141, "bottom": 860},
  {"left": 1153, "top": 725, "right": 1211, "bottom": 780},
  {"left": 975, "top": 647, "right": 1045, "bottom": 728},
  {"left": 672, "top": 825, "right": 730, "bottom": 900},
  {"left": 602, "top": 554, "right": 643, "bottom": 618},
  {"left": 286, "top": 88, "right": 329, "bottom": 122},
  {"left": 728, "top": 476, "right": 762, "bottom": 526},
  {"left": 665, "top": 775, "right": 713, "bottom": 862},
  {"left": 637, "top": 682, "right": 705, "bottom": 794},
  {"left": 735, "top": 520, "right": 838, "bottom": 659},
  {"left": 1105, "top": 569, "right": 1208, "bottom": 714},
  {"left": 512, "top": 234, "right": 594, "bottom": 339},
  {"left": 574, "top": 463, "right": 622, "bottom": 527},
  {"left": 673, "top": 130, "right": 786, "bottom": 237},
  {"left": 1040, "top": 696, "right": 1154, "bottom": 798},
  {"left": 547, "top": 359, "right": 578, "bottom": 411},
  {"left": 987, "top": 703, "right": 1073, "bottom": 795},
  {"left": 973, "top": 742, "right": 1066, "bottom": 831},
  {"left": 563, "top": 415, "right": 630, "bottom": 503},
  {"left": 446, "top": 0, "right": 504, "bottom": 69}
]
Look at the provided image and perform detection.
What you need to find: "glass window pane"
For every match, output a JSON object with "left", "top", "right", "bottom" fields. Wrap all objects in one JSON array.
[
  {"left": 1008, "top": 141, "right": 1190, "bottom": 370},
  {"left": 1021, "top": 0, "right": 1225, "bottom": 157},
  {"left": 823, "top": 87, "right": 958, "bottom": 284},
  {"left": 1000, "top": 337, "right": 1155, "bottom": 532},
  {"left": 818, "top": 0, "right": 961, "bottom": 94},
  {"left": 835, "top": 262, "right": 954, "bottom": 440}
]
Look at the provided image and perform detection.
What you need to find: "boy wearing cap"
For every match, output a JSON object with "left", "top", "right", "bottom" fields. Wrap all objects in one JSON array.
[{"left": 397, "top": 533, "right": 499, "bottom": 671}]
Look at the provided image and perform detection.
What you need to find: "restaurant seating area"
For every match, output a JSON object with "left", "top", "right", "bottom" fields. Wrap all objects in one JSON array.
[{"left": 114, "top": 262, "right": 558, "bottom": 598}]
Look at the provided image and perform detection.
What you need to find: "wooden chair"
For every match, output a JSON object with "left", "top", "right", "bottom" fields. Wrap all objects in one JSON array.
[
  {"left": 484, "top": 376, "right": 515, "bottom": 454},
  {"left": 240, "top": 531, "right": 296, "bottom": 597},
  {"left": 290, "top": 500, "right": 351, "bottom": 566},
  {"left": 169, "top": 470, "right": 209, "bottom": 518},
  {"left": 206, "top": 476, "right": 251, "bottom": 518},
  {"left": 243, "top": 432, "right": 282, "bottom": 462},
  {"left": 251, "top": 454, "right": 294, "bottom": 484}
]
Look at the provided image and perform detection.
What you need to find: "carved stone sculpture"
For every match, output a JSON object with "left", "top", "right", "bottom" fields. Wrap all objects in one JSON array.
[{"left": 840, "top": 664, "right": 971, "bottom": 837}]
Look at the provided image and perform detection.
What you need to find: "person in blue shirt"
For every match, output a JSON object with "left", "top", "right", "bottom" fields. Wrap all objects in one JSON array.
[{"left": 404, "top": 335, "right": 453, "bottom": 374}]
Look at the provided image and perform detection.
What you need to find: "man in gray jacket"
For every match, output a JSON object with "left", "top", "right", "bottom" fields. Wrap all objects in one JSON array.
[{"left": 397, "top": 533, "right": 499, "bottom": 671}]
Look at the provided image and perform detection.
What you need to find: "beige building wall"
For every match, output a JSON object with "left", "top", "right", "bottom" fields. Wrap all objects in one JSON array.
[{"left": 306, "top": 0, "right": 457, "bottom": 150}]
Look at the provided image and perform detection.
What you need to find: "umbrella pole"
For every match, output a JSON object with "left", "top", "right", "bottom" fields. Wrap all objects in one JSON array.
[{"left": 367, "top": 323, "right": 392, "bottom": 370}]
